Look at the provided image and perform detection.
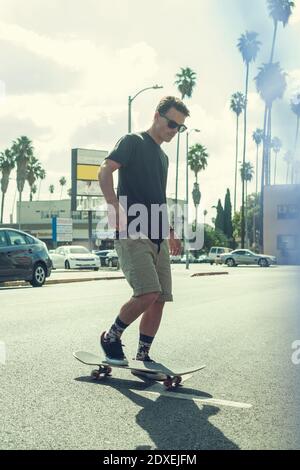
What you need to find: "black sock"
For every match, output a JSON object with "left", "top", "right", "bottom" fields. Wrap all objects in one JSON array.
[
  {"left": 105, "top": 316, "right": 129, "bottom": 342},
  {"left": 136, "top": 334, "right": 154, "bottom": 360}
]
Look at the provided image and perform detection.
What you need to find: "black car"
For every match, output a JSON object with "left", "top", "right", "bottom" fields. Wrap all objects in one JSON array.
[{"left": 0, "top": 228, "right": 52, "bottom": 287}]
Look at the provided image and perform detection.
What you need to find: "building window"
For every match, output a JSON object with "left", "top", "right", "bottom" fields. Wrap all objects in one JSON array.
[
  {"left": 277, "top": 204, "right": 299, "bottom": 220},
  {"left": 277, "top": 235, "right": 299, "bottom": 251}
]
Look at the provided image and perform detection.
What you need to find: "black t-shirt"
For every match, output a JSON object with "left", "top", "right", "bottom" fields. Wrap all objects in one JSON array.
[{"left": 105, "top": 131, "right": 169, "bottom": 244}]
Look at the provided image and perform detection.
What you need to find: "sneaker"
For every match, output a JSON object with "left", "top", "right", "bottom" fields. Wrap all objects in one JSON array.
[
  {"left": 135, "top": 354, "right": 155, "bottom": 363},
  {"left": 100, "top": 332, "right": 128, "bottom": 366}
]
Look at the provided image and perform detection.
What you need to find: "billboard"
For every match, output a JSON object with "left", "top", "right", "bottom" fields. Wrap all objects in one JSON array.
[{"left": 71, "top": 148, "right": 108, "bottom": 211}]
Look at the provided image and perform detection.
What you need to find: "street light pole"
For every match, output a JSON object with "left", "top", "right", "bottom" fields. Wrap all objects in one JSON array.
[
  {"left": 185, "top": 128, "right": 200, "bottom": 270},
  {"left": 128, "top": 85, "right": 163, "bottom": 133}
]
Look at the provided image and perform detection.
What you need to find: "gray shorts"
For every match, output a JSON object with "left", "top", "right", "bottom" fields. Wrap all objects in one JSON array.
[{"left": 114, "top": 238, "right": 173, "bottom": 302}]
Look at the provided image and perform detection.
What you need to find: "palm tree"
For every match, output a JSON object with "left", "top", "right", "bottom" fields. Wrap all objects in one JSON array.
[
  {"left": 26, "top": 156, "right": 44, "bottom": 202},
  {"left": 59, "top": 177, "right": 67, "bottom": 199},
  {"left": 271, "top": 136, "right": 282, "bottom": 184},
  {"left": 230, "top": 92, "right": 246, "bottom": 213},
  {"left": 255, "top": 62, "right": 287, "bottom": 250},
  {"left": 174, "top": 67, "right": 197, "bottom": 210},
  {"left": 240, "top": 162, "right": 254, "bottom": 247},
  {"left": 49, "top": 185, "right": 55, "bottom": 200},
  {"left": 11, "top": 136, "right": 34, "bottom": 229},
  {"left": 252, "top": 129, "right": 264, "bottom": 194},
  {"left": 0, "top": 149, "right": 15, "bottom": 224},
  {"left": 293, "top": 160, "right": 300, "bottom": 184},
  {"left": 267, "top": 0, "right": 295, "bottom": 63},
  {"left": 237, "top": 31, "right": 261, "bottom": 248},
  {"left": 31, "top": 184, "right": 37, "bottom": 200},
  {"left": 283, "top": 150, "right": 293, "bottom": 183},
  {"left": 291, "top": 93, "right": 300, "bottom": 183},
  {"left": 256, "top": 63, "right": 287, "bottom": 184},
  {"left": 187, "top": 143, "right": 209, "bottom": 229},
  {"left": 37, "top": 168, "right": 46, "bottom": 200}
]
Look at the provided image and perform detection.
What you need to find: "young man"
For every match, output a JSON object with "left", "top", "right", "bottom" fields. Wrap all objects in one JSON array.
[{"left": 98, "top": 96, "right": 190, "bottom": 365}]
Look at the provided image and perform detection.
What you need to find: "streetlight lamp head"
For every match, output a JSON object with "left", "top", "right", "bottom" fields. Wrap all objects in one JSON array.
[{"left": 153, "top": 85, "right": 163, "bottom": 89}]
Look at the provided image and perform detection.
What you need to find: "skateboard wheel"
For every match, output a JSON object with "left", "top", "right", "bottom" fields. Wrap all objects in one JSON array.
[
  {"left": 103, "top": 366, "right": 112, "bottom": 377},
  {"left": 91, "top": 369, "right": 100, "bottom": 380},
  {"left": 163, "top": 378, "right": 173, "bottom": 390},
  {"left": 174, "top": 376, "right": 182, "bottom": 387}
]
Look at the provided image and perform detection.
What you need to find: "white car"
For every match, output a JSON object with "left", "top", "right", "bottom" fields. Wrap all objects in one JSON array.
[{"left": 49, "top": 245, "right": 100, "bottom": 270}]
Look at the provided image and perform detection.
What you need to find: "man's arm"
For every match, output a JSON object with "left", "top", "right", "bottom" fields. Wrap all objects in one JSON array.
[
  {"left": 98, "top": 159, "right": 120, "bottom": 206},
  {"left": 98, "top": 159, "right": 127, "bottom": 231}
]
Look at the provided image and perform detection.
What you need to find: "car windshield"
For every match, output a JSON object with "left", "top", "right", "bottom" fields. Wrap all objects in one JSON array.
[{"left": 69, "top": 247, "right": 90, "bottom": 254}]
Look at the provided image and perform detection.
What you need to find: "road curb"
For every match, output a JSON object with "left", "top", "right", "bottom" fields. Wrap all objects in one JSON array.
[
  {"left": 0, "top": 276, "right": 125, "bottom": 287},
  {"left": 1, "top": 271, "right": 231, "bottom": 287},
  {"left": 191, "top": 272, "right": 229, "bottom": 277}
]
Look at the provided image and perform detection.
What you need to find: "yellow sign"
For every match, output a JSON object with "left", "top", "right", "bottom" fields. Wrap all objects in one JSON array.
[{"left": 77, "top": 164, "right": 99, "bottom": 181}]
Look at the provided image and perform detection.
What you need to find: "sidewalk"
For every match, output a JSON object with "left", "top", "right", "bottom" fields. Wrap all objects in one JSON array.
[{"left": 1, "top": 264, "right": 229, "bottom": 287}]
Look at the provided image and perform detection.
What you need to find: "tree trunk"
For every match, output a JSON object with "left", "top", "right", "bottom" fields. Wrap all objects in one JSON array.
[
  {"left": 266, "top": 106, "right": 272, "bottom": 185},
  {"left": 292, "top": 116, "right": 299, "bottom": 184},
  {"left": 259, "top": 105, "right": 269, "bottom": 251},
  {"left": 234, "top": 114, "right": 239, "bottom": 213},
  {"left": 0, "top": 192, "right": 5, "bottom": 224},
  {"left": 38, "top": 179, "right": 42, "bottom": 200},
  {"left": 18, "top": 191, "right": 22, "bottom": 230},
  {"left": 255, "top": 144, "right": 259, "bottom": 195},
  {"left": 245, "top": 182, "right": 248, "bottom": 247},
  {"left": 274, "top": 151, "right": 278, "bottom": 185},
  {"left": 270, "top": 20, "right": 278, "bottom": 64},
  {"left": 241, "top": 63, "right": 249, "bottom": 248}
]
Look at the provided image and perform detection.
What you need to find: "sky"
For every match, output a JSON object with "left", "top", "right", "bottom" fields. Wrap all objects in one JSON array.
[{"left": 0, "top": 0, "right": 300, "bottom": 224}]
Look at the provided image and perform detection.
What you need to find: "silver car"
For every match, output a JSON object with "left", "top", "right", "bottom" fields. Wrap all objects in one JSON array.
[{"left": 220, "top": 249, "right": 277, "bottom": 267}]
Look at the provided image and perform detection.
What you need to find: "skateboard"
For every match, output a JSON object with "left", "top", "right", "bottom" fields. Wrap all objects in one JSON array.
[{"left": 73, "top": 350, "right": 206, "bottom": 391}]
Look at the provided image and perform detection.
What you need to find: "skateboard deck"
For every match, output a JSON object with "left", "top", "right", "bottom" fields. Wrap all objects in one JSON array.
[{"left": 73, "top": 350, "right": 206, "bottom": 390}]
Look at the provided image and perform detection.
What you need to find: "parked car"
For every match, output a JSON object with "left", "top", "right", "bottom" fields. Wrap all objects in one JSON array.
[
  {"left": 208, "top": 246, "right": 232, "bottom": 265},
  {"left": 180, "top": 253, "right": 197, "bottom": 263},
  {"left": 0, "top": 228, "right": 52, "bottom": 287},
  {"left": 93, "top": 249, "right": 114, "bottom": 267},
  {"left": 197, "top": 254, "right": 210, "bottom": 263},
  {"left": 170, "top": 255, "right": 182, "bottom": 263},
  {"left": 220, "top": 249, "right": 277, "bottom": 267},
  {"left": 105, "top": 249, "right": 119, "bottom": 268},
  {"left": 49, "top": 245, "right": 100, "bottom": 270}
]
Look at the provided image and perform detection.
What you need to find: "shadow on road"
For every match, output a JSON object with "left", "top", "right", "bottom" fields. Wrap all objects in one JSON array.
[{"left": 75, "top": 375, "right": 240, "bottom": 450}]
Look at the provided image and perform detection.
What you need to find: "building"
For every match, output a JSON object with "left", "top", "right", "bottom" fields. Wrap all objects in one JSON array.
[
  {"left": 264, "top": 185, "right": 300, "bottom": 265},
  {"left": 1, "top": 197, "right": 186, "bottom": 250}
]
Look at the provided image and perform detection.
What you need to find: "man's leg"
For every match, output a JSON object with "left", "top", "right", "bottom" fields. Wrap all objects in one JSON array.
[
  {"left": 101, "top": 292, "right": 160, "bottom": 365},
  {"left": 136, "top": 301, "right": 165, "bottom": 360},
  {"left": 139, "top": 301, "right": 165, "bottom": 337}
]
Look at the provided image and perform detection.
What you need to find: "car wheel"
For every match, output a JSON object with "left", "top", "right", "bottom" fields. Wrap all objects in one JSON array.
[
  {"left": 30, "top": 263, "right": 46, "bottom": 287},
  {"left": 259, "top": 258, "right": 269, "bottom": 267},
  {"left": 94, "top": 268, "right": 99, "bottom": 271},
  {"left": 65, "top": 260, "right": 70, "bottom": 269},
  {"left": 226, "top": 258, "right": 236, "bottom": 267},
  {"left": 210, "top": 261, "right": 214, "bottom": 265}
]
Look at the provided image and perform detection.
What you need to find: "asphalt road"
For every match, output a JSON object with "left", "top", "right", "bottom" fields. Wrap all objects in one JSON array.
[{"left": 1, "top": 265, "right": 299, "bottom": 450}]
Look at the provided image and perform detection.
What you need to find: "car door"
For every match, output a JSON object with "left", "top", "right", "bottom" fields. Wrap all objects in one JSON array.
[
  {"left": 5, "top": 230, "right": 34, "bottom": 280},
  {"left": 233, "top": 250, "right": 245, "bottom": 264},
  {"left": 0, "top": 231, "right": 14, "bottom": 279},
  {"left": 52, "top": 247, "right": 66, "bottom": 269}
]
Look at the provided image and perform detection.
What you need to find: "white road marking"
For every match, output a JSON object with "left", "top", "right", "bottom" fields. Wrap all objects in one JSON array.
[{"left": 133, "top": 383, "right": 252, "bottom": 409}]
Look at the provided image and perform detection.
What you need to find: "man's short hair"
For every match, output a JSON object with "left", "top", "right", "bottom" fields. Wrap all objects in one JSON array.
[{"left": 156, "top": 96, "right": 190, "bottom": 117}]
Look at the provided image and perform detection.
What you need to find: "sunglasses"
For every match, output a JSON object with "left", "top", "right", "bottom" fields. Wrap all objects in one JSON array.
[{"left": 159, "top": 113, "right": 187, "bottom": 133}]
